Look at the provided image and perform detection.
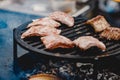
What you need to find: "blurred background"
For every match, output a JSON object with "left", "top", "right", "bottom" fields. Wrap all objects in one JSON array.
[
  {"left": 0, "top": 0, "right": 120, "bottom": 80},
  {"left": 0, "top": 0, "right": 120, "bottom": 26}
]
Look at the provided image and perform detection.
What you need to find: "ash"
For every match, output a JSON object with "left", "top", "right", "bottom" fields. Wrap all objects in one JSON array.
[{"left": 20, "top": 59, "right": 120, "bottom": 80}]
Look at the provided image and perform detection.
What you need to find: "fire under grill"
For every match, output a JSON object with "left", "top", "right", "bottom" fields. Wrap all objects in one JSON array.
[
  {"left": 17, "top": 53, "right": 120, "bottom": 80},
  {"left": 14, "top": 17, "right": 120, "bottom": 60}
]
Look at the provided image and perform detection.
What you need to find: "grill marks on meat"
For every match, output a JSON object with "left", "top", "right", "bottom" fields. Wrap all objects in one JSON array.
[
  {"left": 21, "top": 26, "right": 61, "bottom": 39},
  {"left": 86, "top": 15, "right": 110, "bottom": 32},
  {"left": 100, "top": 27, "right": 120, "bottom": 40},
  {"left": 87, "top": 15, "right": 120, "bottom": 41},
  {"left": 27, "top": 17, "right": 61, "bottom": 28},
  {"left": 41, "top": 35, "right": 74, "bottom": 50},
  {"left": 49, "top": 11, "right": 74, "bottom": 27},
  {"left": 73, "top": 36, "right": 106, "bottom": 51}
]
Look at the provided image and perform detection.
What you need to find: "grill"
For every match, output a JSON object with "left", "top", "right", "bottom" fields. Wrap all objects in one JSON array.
[
  {"left": 13, "top": 16, "right": 120, "bottom": 60},
  {"left": 13, "top": 16, "right": 120, "bottom": 80}
]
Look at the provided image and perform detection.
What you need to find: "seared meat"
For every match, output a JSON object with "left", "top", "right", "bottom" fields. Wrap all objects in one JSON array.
[
  {"left": 27, "top": 17, "right": 61, "bottom": 28},
  {"left": 73, "top": 36, "right": 106, "bottom": 51},
  {"left": 100, "top": 27, "right": 120, "bottom": 40},
  {"left": 86, "top": 15, "right": 110, "bottom": 32},
  {"left": 49, "top": 11, "right": 74, "bottom": 27},
  {"left": 29, "top": 74, "right": 61, "bottom": 80},
  {"left": 21, "top": 26, "right": 61, "bottom": 39},
  {"left": 41, "top": 35, "right": 74, "bottom": 49}
]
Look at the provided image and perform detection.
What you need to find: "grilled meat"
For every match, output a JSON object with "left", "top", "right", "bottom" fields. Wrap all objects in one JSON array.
[
  {"left": 73, "top": 36, "right": 106, "bottom": 51},
  {"left": 86, "top": 15, "right": 110, "bottom": 32},
  {"left": 21, "top": 26, "right": 61, "bottom": 39},
  {"left": 41, "top": 35, "right": 74, "bottom": 49},
  {"left": 100, "top": 27, "right": 120, "bottom": 40},
  {"left": 27, "top": 17, "right": 61, "bottom": 28},
  {"left": 49, "top": 11, "right": 74, "bottom": 27}
]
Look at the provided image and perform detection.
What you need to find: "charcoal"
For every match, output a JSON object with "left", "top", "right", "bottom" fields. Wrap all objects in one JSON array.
[{"left": 18, "top": 59, "right": 120, "bottom": 80}]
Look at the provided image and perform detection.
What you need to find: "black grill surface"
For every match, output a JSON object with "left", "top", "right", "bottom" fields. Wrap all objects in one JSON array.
[{"left": 14, "top": 17, "right": 120, "bottom": 60}]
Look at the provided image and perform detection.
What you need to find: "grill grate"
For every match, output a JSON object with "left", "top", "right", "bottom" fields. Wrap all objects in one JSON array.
[{"left": 14, "top": 17, "right": 120, "bottom": 60}]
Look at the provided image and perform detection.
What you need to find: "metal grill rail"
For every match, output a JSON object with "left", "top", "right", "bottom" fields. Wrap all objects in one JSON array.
[{"left": 14, "top": 17, "right": 120, "bottom": 60}]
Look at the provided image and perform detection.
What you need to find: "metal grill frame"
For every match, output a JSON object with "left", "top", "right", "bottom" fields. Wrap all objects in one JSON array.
[{"left": 13, "top": 17, "right": 120, "bottom": 60}]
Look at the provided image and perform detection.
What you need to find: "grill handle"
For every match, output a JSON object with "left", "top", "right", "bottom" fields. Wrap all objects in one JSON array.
[{"left": 72, "top": 5, "right": 90, "bottom": 17}]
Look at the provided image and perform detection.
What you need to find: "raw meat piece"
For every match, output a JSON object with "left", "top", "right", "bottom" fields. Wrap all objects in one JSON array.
[
  {"left": 73, "top": 36, "right": 106, "bottom": 51},
  {"left": 49, "top": 11, "right": 74, "bottom": 27},
  {"left": 21, "top": 26, "right": 61, "bottom": 39},
  {"left": 27, "top": 17, "right": 61, "bottom": 28},
  {"left": 41, "top": 35, "right": 74, "bottom": 49}
]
